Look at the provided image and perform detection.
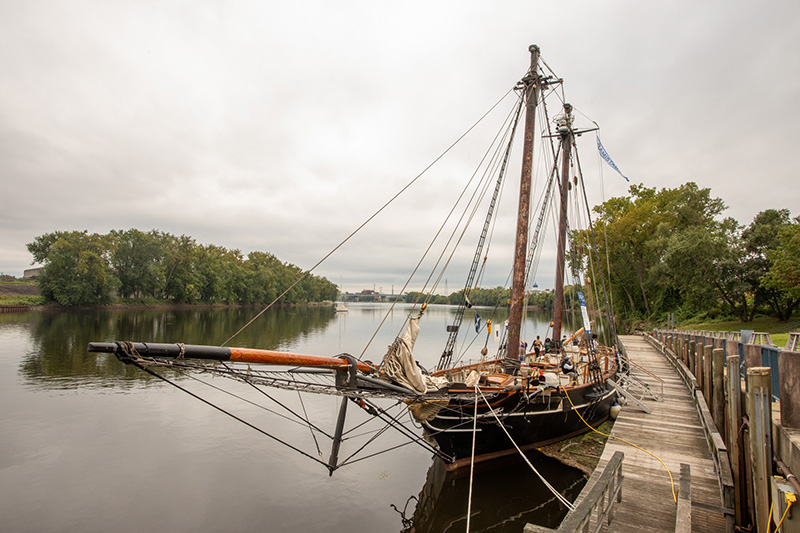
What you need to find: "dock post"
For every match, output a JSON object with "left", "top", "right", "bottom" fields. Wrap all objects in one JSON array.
[
  {"left": 778, "top": 349, "right": 800, "bottom": 429},
  {"left": 726, "top": 354, "right": 743, "bottom": 527},
  {"left": 743, "top": 343, "right": 760, "bottom": 371},
  {"left": 746, "top": 367, "right": 772, "bottom": 532},
  {"left": 712, "top": 348, "right": 725, "bottom": 433},
  {"left": 689, "top": 340, "right": 696, "bottom": 380},
  {"left": 703, "top": 344, "right": 713, "bottom": 406},
  {"left": 695, "top": 340, "right": 704, "bottom": 393}
]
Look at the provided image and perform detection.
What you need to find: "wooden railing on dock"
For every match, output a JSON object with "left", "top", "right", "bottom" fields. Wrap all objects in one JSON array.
[
  {"left": 651, "top": 328, "right": 800, "bottom": 533},
  {"left": 0, "top": 305, "right": 31, "bottom": 313},
  {"left": 524, "top": 451, "right": 624, "bottom": 533},
  {"left": 644, "top": 332, "right": 736, "bottom": 532}
]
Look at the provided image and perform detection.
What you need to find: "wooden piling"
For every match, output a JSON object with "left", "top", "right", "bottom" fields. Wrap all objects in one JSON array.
[
  {"left": 778, "top": 350, "right": 800, "bottom": 429},
  {"left": 746, "top": 367, "right": 772, "bottom": 532},
  {"left": 712, "top": 348, "right": 724, "bottom": 433},
  {"left": 703, "top": 344, "right": 713, "bottom": 406},
  {"left": 726, "top": 354, "right": 743, "bottom": 527},
  {"left": 743, "top": 343, "right": 761, "bottom": 371},
  {"left": 689, "top": 340, "right": 697, "bottom": 384}
]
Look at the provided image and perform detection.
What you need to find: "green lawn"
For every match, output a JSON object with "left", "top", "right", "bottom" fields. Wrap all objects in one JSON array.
[
  {"left": 679, "top": 316, "right": 799, "bottom": 347},
  {"left": 0, "top": 295, "right": 45, "bottom": 306}
]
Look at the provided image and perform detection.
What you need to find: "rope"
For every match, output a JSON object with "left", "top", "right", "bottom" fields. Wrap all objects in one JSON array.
[
  {"left": 221, "top": 87, "right": 515, "bottom": 348},
  {"left": 132, "top": 360, "right": 331, "bottom": 469},
  {"left": 559, "top": 386, "right": 677, "bottom": 503},
  {"left": 465, "top": 385, "right": 479, "bottom": 533},
  {"left": 476, "top": 387, "right": 576, "bottom": 511}
]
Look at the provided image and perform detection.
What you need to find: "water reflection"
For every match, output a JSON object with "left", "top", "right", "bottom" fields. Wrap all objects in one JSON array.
[
  {"left": 397, "top": 451, "right": 585, "bottom": 532},
  {"left": 7, "top": 306, "right": 337, "bottom": 390}
]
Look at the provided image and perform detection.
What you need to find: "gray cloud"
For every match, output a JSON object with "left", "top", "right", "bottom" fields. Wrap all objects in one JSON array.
[{"left": 2, "top": 1, "right": 798, "bottom": 295}]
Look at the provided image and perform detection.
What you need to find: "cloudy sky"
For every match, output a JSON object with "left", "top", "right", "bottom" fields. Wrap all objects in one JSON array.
[{"left": 1, "top": 1, "right": 798, "bottom": 294}]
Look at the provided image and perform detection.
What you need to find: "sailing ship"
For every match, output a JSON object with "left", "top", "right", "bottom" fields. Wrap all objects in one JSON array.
[{"left": 88, "top": 45, "right": 622, "bottom": 474}]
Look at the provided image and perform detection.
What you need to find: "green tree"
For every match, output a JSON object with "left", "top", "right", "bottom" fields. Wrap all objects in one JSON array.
[
  {"left": 110, "top": 229, "right": 164, "bottom": 298},
  {"left": 27, "top": 231, "right": 117, "bottom": 305},
  {"left": 742, "top": 209, "right": 798, "bottom": 320},
  {"left": 578, "top": 182, "right": 727, "bottom": 321},
  {"left": 158, "top": 233, "right": 198, "bottom": 302},
  {"left": 761, "top": 219, "right": 800, "bottom": 316}
]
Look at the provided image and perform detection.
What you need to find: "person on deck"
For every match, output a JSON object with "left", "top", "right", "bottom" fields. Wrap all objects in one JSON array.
[
  {"left": 544, "top": 338, "right": 551, "bottom": 353},
  {"left": 533, "top": 336, "right": 542, "bottom": 357},
  {"left": 561, "top": 354, "right": 577, "bottom": 384}
]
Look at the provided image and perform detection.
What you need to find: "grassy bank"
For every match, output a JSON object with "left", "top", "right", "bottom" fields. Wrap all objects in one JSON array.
[{"left": 678, "top": 316, "right": 800, "bottom": 347}]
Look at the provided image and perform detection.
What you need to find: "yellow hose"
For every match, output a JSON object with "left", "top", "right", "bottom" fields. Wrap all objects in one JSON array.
[{"left": 560, "top": 386, "right": 677, "bottom": 503}]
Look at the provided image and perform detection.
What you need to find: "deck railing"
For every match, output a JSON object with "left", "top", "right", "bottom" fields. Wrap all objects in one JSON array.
[{"left": 523, "top": 451, "right": 624, "bottom": 533}]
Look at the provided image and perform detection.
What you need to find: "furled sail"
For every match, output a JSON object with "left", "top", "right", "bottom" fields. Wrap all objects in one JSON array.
[{"left": 379, "top": 311, "right": 448, "bottom": 394}]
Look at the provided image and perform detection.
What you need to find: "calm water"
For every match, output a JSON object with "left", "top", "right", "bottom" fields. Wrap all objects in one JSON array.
[{"left": 0, "top": 303, "right": 586, "bottom": 532}]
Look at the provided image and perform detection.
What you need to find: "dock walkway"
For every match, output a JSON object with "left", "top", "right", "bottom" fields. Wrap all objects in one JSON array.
[{"left": 579, "top": 335, "right": 726, "bottom": 532}]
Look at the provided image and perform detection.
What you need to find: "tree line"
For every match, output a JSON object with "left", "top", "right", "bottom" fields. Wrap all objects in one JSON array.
[
  {"left": 573, "top": 182, "right": 800, "bottom": 325},
  {"left": 27, "top": 229, "right": 339, "bottom": 306}
]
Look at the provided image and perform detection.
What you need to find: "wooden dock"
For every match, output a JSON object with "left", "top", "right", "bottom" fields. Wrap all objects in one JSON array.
[{"left": 577, "top": 335, "right": 727, "bottom": 532}]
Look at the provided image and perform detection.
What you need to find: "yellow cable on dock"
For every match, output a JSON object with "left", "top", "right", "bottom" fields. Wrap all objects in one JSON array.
[
  {"left": 560, "top": 386, "right": 677, "bottom": 504},
  {"left": 774, "top": 492, "right": 795, "bottom": 532}
]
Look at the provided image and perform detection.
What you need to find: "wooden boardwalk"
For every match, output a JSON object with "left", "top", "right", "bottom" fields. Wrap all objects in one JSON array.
[{"left": 580, "top": 335, "right": 727, "bottom": 532}]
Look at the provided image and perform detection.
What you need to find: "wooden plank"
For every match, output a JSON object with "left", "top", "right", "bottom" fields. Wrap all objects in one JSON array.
[{"left": 583, "top": 335, "right": 727, "bottom": 532}]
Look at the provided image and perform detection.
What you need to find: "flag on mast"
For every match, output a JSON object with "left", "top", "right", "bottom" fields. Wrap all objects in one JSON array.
[{"left": 597, "top": 135, "right": 629, "bottom": 182}]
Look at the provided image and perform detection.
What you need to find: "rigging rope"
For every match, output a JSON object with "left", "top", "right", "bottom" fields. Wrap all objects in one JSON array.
[
  {"left": 133, "top": 361, "right": 332, "bottom": 469},
  {"left": 465, "top": 386, "right": 479, "bottom": 533},
  {"left": 476, "top": 387, "right": 576, "bottom": 511},
  {"left": 220, "top": 87, "right": 516, "bottom": 348},
  {"left": 358, "top": 92, "right": 523, "bottom": 358}
]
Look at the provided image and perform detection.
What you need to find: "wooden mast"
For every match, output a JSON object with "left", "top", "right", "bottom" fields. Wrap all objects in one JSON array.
[
  {"left": 552, "top": 103, "right": 573, "bottom": 344},
  {"left": 505, "top": 45, "right": 541, "bottom": 370}
]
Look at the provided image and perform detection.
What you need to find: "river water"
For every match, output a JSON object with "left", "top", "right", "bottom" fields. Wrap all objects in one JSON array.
[{"left": 0, "top": 303, "right": 587, "bottom": 532}]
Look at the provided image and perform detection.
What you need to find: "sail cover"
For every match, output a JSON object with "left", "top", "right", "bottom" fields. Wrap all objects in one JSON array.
[{"left": 379, "top": 315, "right": 448, "bottom": 394}]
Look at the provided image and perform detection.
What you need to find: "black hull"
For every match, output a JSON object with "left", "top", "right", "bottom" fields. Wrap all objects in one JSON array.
[{"left": 423, "top": 382, "right": 617, "bottom": 465}]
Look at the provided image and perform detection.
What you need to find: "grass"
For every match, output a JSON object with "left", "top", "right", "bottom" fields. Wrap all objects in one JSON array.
[
  {"left": 679, "top": 315, "right": 800, "bottom": 347},
  {"left": 0, "top": 295, "right": 46, "bottom": 306}
]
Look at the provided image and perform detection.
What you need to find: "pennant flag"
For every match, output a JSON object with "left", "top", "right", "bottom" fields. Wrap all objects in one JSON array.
[
  {"left": 596, "top": 135, "right": 629, "bottom": 182},
  {"left": 577, "top": 291, "right": 592, "bottom": 335},
  {"left": 465, "top": 292, "right": 473, "bottom": 309},
  {"left": 474, "top": 312, "right": 481, "bottom": 333},
  {"left": 494, "top": 323, "right": 501, "bottom": 343}
]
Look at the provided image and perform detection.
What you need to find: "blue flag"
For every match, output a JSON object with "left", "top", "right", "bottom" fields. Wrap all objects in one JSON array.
[
  {"left": 597, "top": 136, "right": 629, "bottom": 182},
  {"left": 474, "top": 313, "right": 481, "bottom": 333}
]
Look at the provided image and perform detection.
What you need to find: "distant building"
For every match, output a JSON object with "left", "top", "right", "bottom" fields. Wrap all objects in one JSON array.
[{"left": 23, "top": 267, "right": 44, "bottom": 279}]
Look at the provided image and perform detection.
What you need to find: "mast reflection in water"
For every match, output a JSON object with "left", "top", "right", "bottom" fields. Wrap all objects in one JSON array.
[
  {"left": 1, "top": 304, "right": 586, "bottom": 532},
  {"left": 398, "top": 451, "right": 585, "bottom": 532}
]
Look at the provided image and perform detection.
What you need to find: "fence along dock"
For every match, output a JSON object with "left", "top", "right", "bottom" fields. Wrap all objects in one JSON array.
[{"left": 525, "top": 335, "right": 728, "bottom": 533}]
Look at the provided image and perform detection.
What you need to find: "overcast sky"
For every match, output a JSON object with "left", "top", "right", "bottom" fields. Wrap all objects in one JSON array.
[{"left": 1, "top": 1, "right": 798, "bottom": 294}]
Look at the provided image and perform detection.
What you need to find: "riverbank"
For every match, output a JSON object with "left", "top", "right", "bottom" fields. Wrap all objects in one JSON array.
[
  {"left": 0, "top": 282, "right": 340, "bottom": 310},
  {"left": 538, "top": 420, "right": 615, "bottom": 476}
]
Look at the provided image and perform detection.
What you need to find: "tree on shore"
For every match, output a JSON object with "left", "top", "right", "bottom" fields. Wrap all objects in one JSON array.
[
  {"left": 576, "top": 183, "right": 799, "bottom": 323},
  {"left": 27, "top": 231, "right": 117, "bottom": 305},
  {"left": 27, "top": 229, "right": 338, "bottom": 306}
]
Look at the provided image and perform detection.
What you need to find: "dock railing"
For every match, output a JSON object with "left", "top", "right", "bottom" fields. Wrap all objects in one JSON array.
[
  {"left": 645, "top": 331, "right": 735, "bottom": 532},
  {"left": 650, "top": 327, "right": 800, "bottom": 532},
  {"left": 524, "top": 451, "right": 624, "bottom": 533}
]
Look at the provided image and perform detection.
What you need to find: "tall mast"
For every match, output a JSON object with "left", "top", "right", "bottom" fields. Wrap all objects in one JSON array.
[
  {"left": 552, "top": 103, "right": 574, "bottom": 344},
  {"left": 505, "top": 45, "right": 541, "bottom": 370}
]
